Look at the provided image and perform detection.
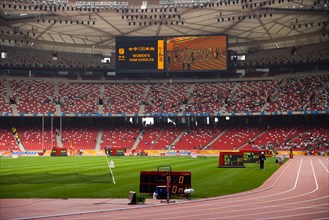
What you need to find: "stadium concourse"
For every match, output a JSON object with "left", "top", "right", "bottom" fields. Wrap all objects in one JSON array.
[{"left": 0, "top": 155, "right": 328, "bottom": 219}]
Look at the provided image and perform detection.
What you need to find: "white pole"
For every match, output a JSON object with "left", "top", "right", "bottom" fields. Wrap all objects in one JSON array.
[
  {"left": 105, "top": 153, "right": 116, "bottom": 184},
  {"left": 60, "top": 115, "right": 62, "bottom": 137},
  {"left": 51, "top": 115, "right": 53, "bottom": 149},
  {"left": 42, "top": 116, "right": 44, "bottom": 150}
]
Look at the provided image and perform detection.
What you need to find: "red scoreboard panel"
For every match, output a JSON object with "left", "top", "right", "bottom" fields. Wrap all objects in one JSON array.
[
  {"left": 116, "top": 36, "right": 165, "bottom": 73},
  {"left": 139, "top": 171, "right": 191, "bottom": 195}
]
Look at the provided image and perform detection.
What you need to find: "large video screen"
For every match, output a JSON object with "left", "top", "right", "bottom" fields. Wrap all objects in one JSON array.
[
  {"left": 116, "top": 36, "right": 165, "bottom": 73},
  {"left": 166, "top": 35, "right": 227, "bottom": 72}
]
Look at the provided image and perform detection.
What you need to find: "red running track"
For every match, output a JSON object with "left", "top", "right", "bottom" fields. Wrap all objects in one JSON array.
[{"left": 1, "top": 155, "right": 328, "bottom": 220}]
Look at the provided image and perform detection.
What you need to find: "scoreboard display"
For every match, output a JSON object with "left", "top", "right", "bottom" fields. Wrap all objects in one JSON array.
[
  {"left": 218, "top": 151, "right": 245, "bottom": 168},
  {"left": 240, "top": 150, "right": 260, "bottom": 163},
  {"left": 116, "top": 36, "right": 165, "bottom": 73},
  {"left": 166, "top": 35, "right": 227, "bottom": 72},
  {"left": 50, "top": 148, "right": 68, "bottom": 156},
  {"left": 139, "top": 171, "right": 191, "bottom": 195},
  {"left": 115, "top": 35, "right": 228, "bottom": 74},
  {"left": 107, "top": 148, "right": 125, "bottom": 156}
]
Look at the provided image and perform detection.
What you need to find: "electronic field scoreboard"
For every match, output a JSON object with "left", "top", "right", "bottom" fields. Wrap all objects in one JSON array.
[
  {"left": 116, "top": 36, "right": 165, "bottom": 73},
  {"left": 139, "top": 171, "right": 191, "bottom": 195},
  {"left": 218, "top": 151, "right": 245, "bottom": 168}
]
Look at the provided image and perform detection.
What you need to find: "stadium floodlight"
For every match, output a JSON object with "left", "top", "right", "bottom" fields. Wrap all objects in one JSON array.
[{"left": 75, "top": 1, "right": 128, "bottom": 10}]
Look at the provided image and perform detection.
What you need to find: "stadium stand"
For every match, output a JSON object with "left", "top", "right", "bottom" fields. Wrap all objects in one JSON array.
[
  {"left": 9, "top": 79, "right": 56, "bottom": 114},
  {"left": 209, "top": 126, "right": 265, "bottom": 150},
  {"left": 19, "top": 127, "right": 56, "bottom": 150},
  {"left": 0, "top": 79, "right": 12, "bottom": 114},
  {"left": 61, "top": 126, "right": 98, "bottom": 150},
  {"left": 175, "top": 126, "right": 223, "bottom": 150},
  {"left": 0, "top": 36, "right": 328, "bottom": 154},
  {"left": 1, "top": 74, "right": 327, "bottom": 116},
  {"left": 59, "top": 82, "right": 100, "bottom": 114},
  {"left": 100, "top": 125, "right": 140, "bottom": 150},
  {"left": 0, "top": 128, "right": 18, "bottom": 151},
  {"left": 103, "top": 83, "right": 146, "bottom": 114},
  {"left": 152, "top": 126, "right": 182, "bottom": 150},
  {"left": 0, "top": 46, "right": 109, "bottom": 69}
]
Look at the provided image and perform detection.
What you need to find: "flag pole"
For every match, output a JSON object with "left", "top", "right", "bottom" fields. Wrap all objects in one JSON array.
[{"left": 105, "top": 152, "right": 116, "bottom": 184}]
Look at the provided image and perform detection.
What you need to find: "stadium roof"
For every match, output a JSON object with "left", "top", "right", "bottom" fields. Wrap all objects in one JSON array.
[{"left": 0, "top": 0, "right": 328, "bottom": 54}]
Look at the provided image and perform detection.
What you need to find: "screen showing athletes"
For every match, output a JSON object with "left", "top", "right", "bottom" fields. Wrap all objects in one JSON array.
[{"left": 166, "top": 35, "right": 227, "bottom": 72}]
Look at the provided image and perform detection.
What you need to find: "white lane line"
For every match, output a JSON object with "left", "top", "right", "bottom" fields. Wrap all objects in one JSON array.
[
  {"left": 108, "top": 158, "right": 326, "bottom": 220},
  {"left": 214, "top": 203, "right": 329, "bottom": 220},
  {"left": 19, "top": 157, "right": 324, "bottom": 220},
  {"left": 310, "top": 157, "right": 319, "bottom": 191},
  {"left": 317, "top": 157, "right": 329, "bottom": 173},
  {"left": 256, "top": 209, "right": 329, "bottom": 220},
  {"left": 96, "top": 158, "right": 306, "bottom": 220},
  {"left": 151, "top": 196, "right": 329, "bottom": 220},
  {"left": 136, "top": 158, "right": 325, "bottom": 220},
  {"left": 313, "top": 216, "right": 329, "bottom": 220},
  {"left": 189, "top": 158, "right": 304, "bottom": 206},
  {"left": 16, "top": 159, "right": 296, "bottom": 220}
]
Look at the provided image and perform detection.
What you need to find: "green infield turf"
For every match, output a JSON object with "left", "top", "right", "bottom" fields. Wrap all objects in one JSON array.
[{"left": 0, "top": 156, "right": 283, "bottom": 199}]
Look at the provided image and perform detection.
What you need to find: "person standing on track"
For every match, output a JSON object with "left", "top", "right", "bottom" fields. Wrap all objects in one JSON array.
[{"left": 258, "top": 151, "right": 266, "bottom": 170}]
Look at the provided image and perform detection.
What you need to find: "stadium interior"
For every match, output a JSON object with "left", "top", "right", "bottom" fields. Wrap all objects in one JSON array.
[{"left": 0, "top": 0, "right": 328, "bottom": 156}]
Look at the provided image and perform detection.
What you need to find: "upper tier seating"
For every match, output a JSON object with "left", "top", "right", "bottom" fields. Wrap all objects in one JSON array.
[
  {"left": 188, "top": 82, "right": 235, "bottom": 113},
  {"left": 143, "top": 83, "right": 189, "bottom": 114},
  {"left": 0, "top": 46, "right": 109, "bottom": 69},
  {"left": 9, "top": 80, "right": 56, "bottom": 114},
  {"left": 235, "top": 43, "right": 329, "bottom": 67},
  {"left": 229, "top": 80, "right": 278, "bottom": 113},
  {"left": 103, "top": 84, "right": 146, "bottom": 114},
  {"left": 0, "top": 74, "right": 328, "bottom": 115},
  {"left": 59, "top": 82, "right": 100, "bottom": 114},
  {"left": 0, "top": 80, "right": 12, "bottom": 113}
]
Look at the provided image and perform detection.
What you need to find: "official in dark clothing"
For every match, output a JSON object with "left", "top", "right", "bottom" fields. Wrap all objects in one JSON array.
[{"left": 259, "top": 151, "right": 266, "bottom": 170}]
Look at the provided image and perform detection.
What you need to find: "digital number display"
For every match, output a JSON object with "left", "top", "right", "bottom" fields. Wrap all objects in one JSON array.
[
  {"left": 51, "top": 148, "right": 68, "bottom": 156},
  {"left": 219, "top": 152, "right": 245, "bottom": 168},
  {"left": 116, "top": 36, "right": 165, "bottom": 73},
  {"left": 243, "top": 152, "right": 259, "bottom": 163},
  {"left": 139, "top": 171, "right": 191, "bottom": 195}
]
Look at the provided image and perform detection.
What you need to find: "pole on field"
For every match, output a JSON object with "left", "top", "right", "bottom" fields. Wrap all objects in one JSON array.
[{"left": 105, "top": 152, "right": 116, "bottom": 184}]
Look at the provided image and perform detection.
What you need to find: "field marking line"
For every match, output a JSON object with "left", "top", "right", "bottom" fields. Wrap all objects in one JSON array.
[
  {"left": 255, "top": 209, "right": 329, "bottom": 220},
  {"left": 317, "top": 157, "right": 329, "bottom": 173}
]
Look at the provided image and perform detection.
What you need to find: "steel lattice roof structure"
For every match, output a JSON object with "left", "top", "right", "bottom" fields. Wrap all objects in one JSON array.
[{"left": 0, "top": 0, "right": 328, "bottom": 55}]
